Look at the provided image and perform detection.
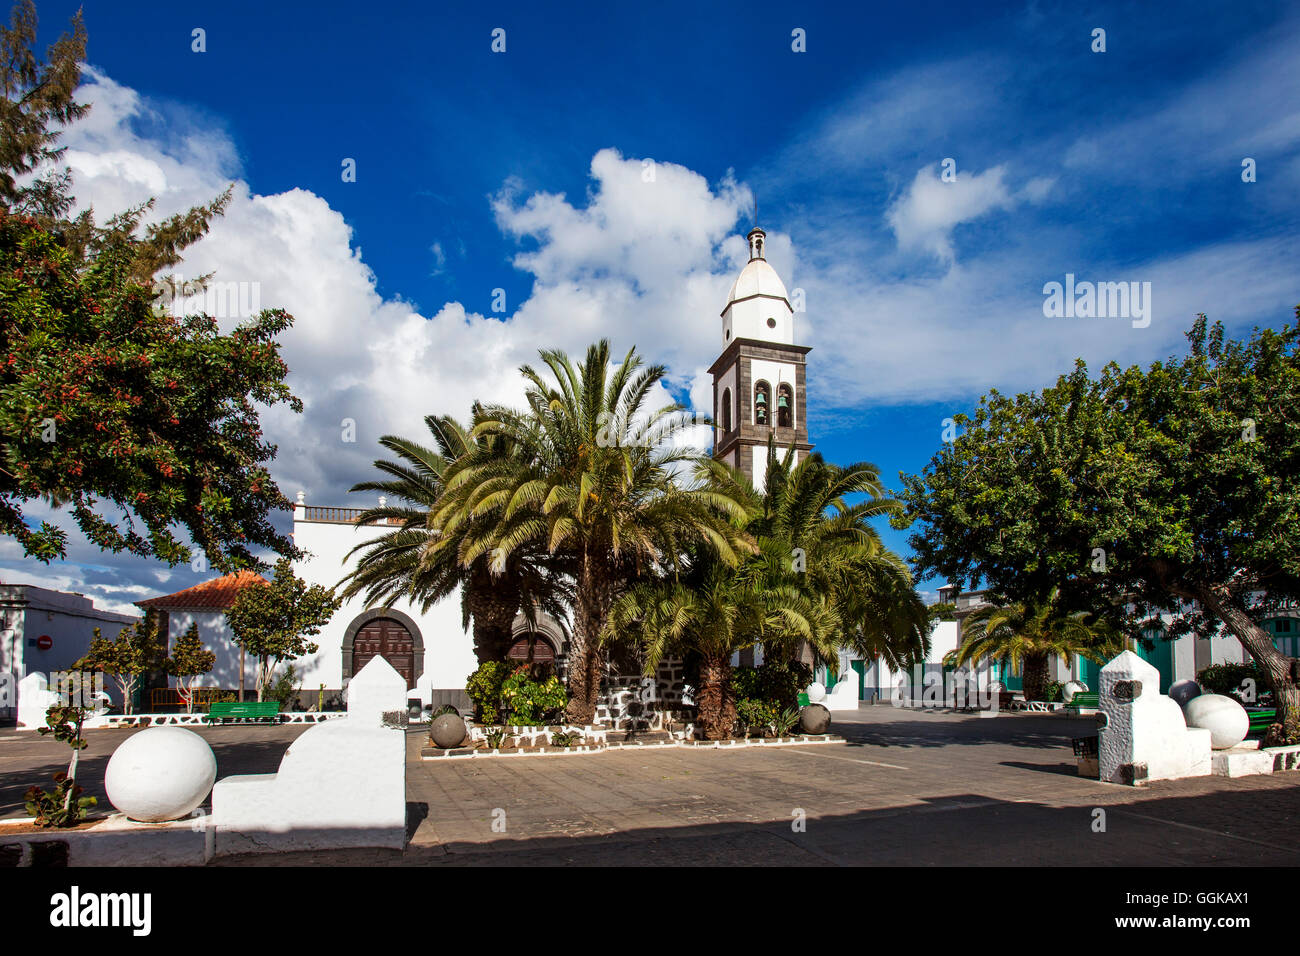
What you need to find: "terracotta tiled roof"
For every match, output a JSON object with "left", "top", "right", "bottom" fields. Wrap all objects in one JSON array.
[{"left": 136, "top": 570, "right": 269, "bottom": 610}]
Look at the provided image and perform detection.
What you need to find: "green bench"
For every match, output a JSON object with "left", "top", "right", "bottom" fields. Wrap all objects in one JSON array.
[
  {"left": 204, "top": 701, "right": 282, "bottom": 725},
  {"left": 1067, "top": 691, "right": 1100, "bottom": 710},
  {"left": 1247, "top": 708, "right": 1276, "bottom": 737}
]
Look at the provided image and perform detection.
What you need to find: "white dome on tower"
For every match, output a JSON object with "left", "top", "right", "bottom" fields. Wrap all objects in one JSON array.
[{"left": 720, "top": 226, "right": 795, "bottom": 347}]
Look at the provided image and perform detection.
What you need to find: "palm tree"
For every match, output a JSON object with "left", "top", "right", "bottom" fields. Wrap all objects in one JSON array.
[
  {"left": 605, "top": 449, "right": 931, "bottom": 737},
  {"left": 603, "top": 539, "right": 833, "bottom": 738},
  {"left": 949, "top": 591, "right": 1124, "bottom": 701},
  {"left": 703, "top": 442, "right": 932, "bottom": 674},
  {"left": 432, "top": 340, "right": 751, "bottom": 723},
  {"left": 339, "top": 413, "right": 570, "bottom": 664}
]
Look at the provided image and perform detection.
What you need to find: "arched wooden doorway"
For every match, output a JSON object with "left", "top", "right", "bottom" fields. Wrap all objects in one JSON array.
[
  {"left": 351, "top": 616, "right": 416, "bottom": 689},
  {"left": 506, "top": 632, "right": 557, "bottom": 666}
]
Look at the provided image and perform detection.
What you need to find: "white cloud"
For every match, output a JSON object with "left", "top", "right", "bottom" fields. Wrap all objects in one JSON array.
[{"left": 885, "top": 163, "right": 1020, "bottom": 263}]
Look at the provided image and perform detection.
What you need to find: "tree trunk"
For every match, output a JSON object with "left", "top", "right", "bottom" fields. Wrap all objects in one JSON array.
[
  {"left": 564, "top": 551, "right": 609, "bottom": 725},
  {"left": 1022, "top": 652, "right": 1051, "bottom": 703},
  {"left": 696, "top": 654, "right": 736, "bottom": 740},
  {"left": 466, "top": 567, "right": 521, "bottom": 664},
  {"left": 1196, "top": 585, "right": 1300, "bottom": 744}
]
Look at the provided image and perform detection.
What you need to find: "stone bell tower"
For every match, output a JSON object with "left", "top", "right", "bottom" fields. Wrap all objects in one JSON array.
[{"left": 708, "top": 226, "right": 812, "bottom": 489}]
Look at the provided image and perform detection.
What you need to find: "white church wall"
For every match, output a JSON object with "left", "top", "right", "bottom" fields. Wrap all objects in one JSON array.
[
  {"left": 292, "top": 509, "right": 478, "bottom": 705},
  {"left": 164, "top": 610, "right": 255, "bottom": 692}
]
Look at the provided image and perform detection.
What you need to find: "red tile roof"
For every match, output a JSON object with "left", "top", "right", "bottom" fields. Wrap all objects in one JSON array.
[{"left": 136, "top": 570, "right": 270, "bottom": 610}]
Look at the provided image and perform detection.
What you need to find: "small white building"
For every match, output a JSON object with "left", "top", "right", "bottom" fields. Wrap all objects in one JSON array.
[
  {"left": 0, "top": 583, "right": 139, "bottom": 718},
  {"left": 136, "top": 570, "right": 270, "bottom": 705}
]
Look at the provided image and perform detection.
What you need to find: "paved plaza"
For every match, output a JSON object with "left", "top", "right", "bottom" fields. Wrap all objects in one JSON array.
[{"left": 3, "top": 706, "right": 1299, "bottom": 865}]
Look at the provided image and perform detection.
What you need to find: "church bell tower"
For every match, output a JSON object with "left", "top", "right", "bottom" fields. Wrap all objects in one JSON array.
[{"left": 709, "top": 226, "right": 812, "bottom": 489}]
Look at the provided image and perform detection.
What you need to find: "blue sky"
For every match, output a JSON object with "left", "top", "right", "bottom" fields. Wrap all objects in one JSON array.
[{"left": 10, "top": 0, "right": 1300, "bottom": 611}]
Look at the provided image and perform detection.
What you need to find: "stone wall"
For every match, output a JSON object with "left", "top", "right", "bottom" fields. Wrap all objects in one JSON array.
[{"left": 594, "top": 659, "right": 694, "bottom": 731}]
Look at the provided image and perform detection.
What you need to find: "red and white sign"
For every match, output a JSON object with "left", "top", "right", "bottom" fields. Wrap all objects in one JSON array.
[{"left": 36, "top": 634, "right": 53, "bottom": 651}]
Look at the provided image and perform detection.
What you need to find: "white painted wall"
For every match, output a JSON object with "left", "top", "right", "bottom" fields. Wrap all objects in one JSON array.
[{"left": 292, "top": 509, "right": 478, "bottom": 705}]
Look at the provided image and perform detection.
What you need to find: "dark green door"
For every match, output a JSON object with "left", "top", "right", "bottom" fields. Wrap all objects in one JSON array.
[
  {"left": 1137, "top": 631, "right": 1174, "bottom": 695},
  {"left": 1076, "top": 655, "right": 1102, "bottom": 691}
]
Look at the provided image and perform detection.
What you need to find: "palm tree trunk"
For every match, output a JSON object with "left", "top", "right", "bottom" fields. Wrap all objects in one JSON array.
[
  {"left": 696, "top": 654, "right": 736, "bottom": 740},
  {"left": 467, "top": 568, "right": 521, "bottom": 663},
  {"left": 565, "top": 551, "right": 609, "bottom": 724},
  {"left": 1023, "top": 652, "right": 1051, "bottom": 702}
]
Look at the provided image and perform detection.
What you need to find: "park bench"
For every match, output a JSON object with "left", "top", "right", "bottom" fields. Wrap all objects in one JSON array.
[
  {"left": 1246, "top": 708, "right": 1276, "bottom": 737},
  {"left": 204, "top": 701, "right": 282, "bottom": 725},
  {"left": 1066, "top": 691, "right": 1100, "bottom": 711}
]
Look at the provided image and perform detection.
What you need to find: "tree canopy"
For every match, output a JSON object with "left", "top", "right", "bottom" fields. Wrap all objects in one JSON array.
[
  {"left": 899, "top": 312, "right": 1300, "bottom": 739},
  {"left": 0, "top": 0, "right": 303, "bottom": 571}
]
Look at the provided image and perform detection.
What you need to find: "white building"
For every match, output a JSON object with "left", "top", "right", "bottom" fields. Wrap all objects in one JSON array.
[
  {"left": 136, "top": 570, "right": 269, "bottom": 706},
  {"left": 1, "top": 584, "right": 139, "bottom": 718}
]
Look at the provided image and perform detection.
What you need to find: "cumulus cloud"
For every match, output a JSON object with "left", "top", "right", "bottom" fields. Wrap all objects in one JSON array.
[{"left": 886, "top": 163, "right": 1033, "bottom": 263}]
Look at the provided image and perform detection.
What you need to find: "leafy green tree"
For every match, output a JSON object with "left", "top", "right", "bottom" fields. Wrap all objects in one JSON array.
[
  {"left": 78, "top": 615, "right": 165, "bottom": 715},
  {"left": 434, "top": 340, "right": 750, "bottom": 723},
  {"left": 945, "top": 591, "right": 1124, "bottom": 702},
  {"left": 899, "top": 313, "right": 1300, "bottom": 741},
  {"left": 0, "top": 1, "right": 303, "bottom": 571},
  {"left": 340, "top": 413, "right": 571, "bottom": 664},
  {"left": 164, "top": 622, "right": 216, "bottom": 713},
  {"left": 225, "top": 558, "right": 340, "bottom": 702}
]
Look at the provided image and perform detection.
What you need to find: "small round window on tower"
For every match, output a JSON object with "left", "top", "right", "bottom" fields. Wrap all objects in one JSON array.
[{"left": 766, "top": 317, "right": 776, "bottom": 329}]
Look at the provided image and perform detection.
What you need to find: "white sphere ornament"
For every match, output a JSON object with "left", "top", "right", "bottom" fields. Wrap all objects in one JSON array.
[
  {"left": 104, "top": 726, "right": 217, "bottom": 822},
  {"left": 806, "top": 682, "right": 827, "bottom": 703},
  {"left": 1183, "top": 693, "right": 1249, "bottom": 750},
  {"left": 1062, "top": 681, "right": 1086, "bottom": 703},
  {"left": 1168, "top": 679, "right": 1203, "bottom": 708}
]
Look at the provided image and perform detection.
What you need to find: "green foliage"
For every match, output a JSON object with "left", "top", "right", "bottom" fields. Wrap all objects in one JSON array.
[
  {"left": 483, "top": 727, "right": 508, "bottom": 749},
  {"left": 339, "top": 413, "right": 572, "bottom": 665},
  {"left": 898, "top": 313, "right": 1300, "bottom": 725},
  {"left": 466, "top": 660, "right": 511, "bottom": 723},
  {"left": 731, "top": 659, "right": 813, "bottom": 708},
  {"left": 37, "top": 703, "right": 89, "bottom": 751},
  {"left": 466, "top": 661, "right": 568, "bottom": 725},
  {"left": 225, "top": 557, "right": 339, "bottom": 701},
  {"left": 0, "top": 2, "right": 303, "bottom": 570},
  {"left": 1197, "top": 662, "right": 1269, "bottom": 702},
  {"left": 77, "top": 616, "right": 165, "bottom": 715},
  {"left": 501, "top": 668, "right": 567, "bottom": 725},
  {"left": 264, "top": 664, "right": 301, "bottom": 711},
  {"left": 430, "top": 704, "right": 460, "bottom": 718},
  {"left": 24, "top": 772, "right": 95, "bottom": 828},
  {"left": 550, "top": 730, "right": 578, "bottom": 748},
  {"left": 772, "top": 705, "right": 801, "bottom": 736},
  {"left": 434, "top": 339, "right": 751, "bottom": 722},
  {"left": 165, "top": 622, "right": 216, "bottom": 713},
  {"left": 1043, "top": 680, "right": 1064, "bottom": 704}
]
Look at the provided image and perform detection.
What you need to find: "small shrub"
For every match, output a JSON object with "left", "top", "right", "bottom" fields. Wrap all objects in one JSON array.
[
  {"left": 483, "top": 727, "right": 508, "bottom": 749},
  {"left": 24, "top": 773, "right": 96, "bottom": 829},
  {"left": 466, "top": 661, "right": 511, "bottom": 723},
  {"left": 431, "top": 704, "right": 460, "bottom": 718},
  {"left": 1043, "top": 680, "right": 1064, "bottom": 703},
  {"left": 772, "top": 705, "right": 801, "bottom": 737},
  {"left": 1197, "top": 662, "right": 1270, "bottom": 702},
  {"left": 550, "top": 730, "right": 579, "bottom": 748}
]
